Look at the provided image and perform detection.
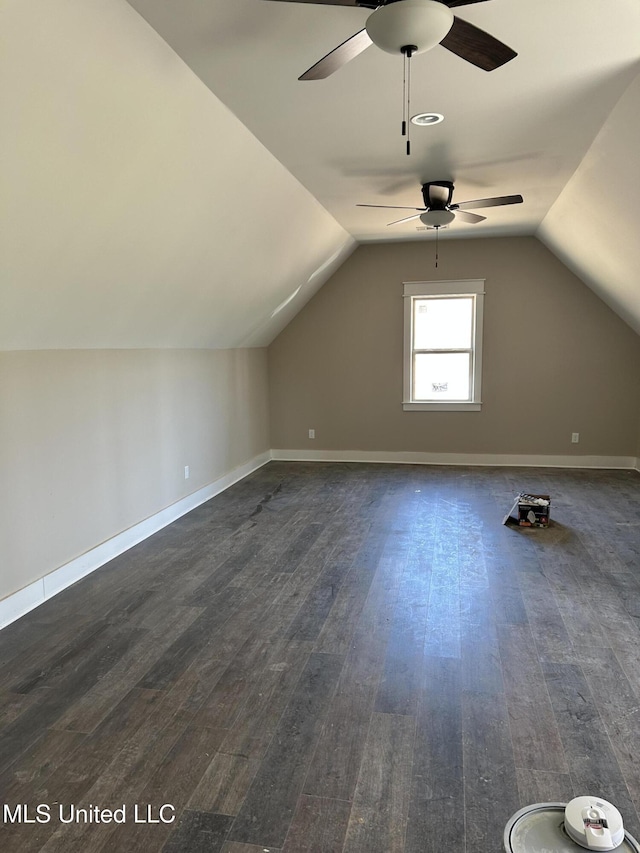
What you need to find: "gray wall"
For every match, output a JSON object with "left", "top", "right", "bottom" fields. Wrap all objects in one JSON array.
[
  {"left": 0, "top": 348, "right": 269, "bottom": 602},
  {"left": 268, "top": 236, "right": 640, "bottom": 458}
]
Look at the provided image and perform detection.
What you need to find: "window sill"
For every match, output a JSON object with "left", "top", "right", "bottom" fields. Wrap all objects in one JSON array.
[{"left": 403, "top": 401, "right": 482, "bottom": 412}]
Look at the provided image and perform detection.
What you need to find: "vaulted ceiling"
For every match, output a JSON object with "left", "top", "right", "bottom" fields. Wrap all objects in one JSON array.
[{"left": 2, "top": 0, "right": 640, "bottom": 348}]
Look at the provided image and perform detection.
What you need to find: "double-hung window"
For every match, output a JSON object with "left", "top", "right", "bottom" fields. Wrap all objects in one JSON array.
[{"left": 403, "top": 280, "right": 484, "bottom": 411}]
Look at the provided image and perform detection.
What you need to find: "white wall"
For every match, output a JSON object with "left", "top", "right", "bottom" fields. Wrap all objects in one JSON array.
[{"left": 0, "top": 349, "right": 269, "bottom": 606}]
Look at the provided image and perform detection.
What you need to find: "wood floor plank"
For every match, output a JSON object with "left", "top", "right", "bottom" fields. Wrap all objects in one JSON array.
[
  {"left": 285, "top": 559, "right": 351, "bottom": 642},
  {"left": 24, "top": 687, "right": 167, "bottom": 835},
  {"left": 462, "top": 691, "right": 520, "bottom": 853},
  {"left": 488, "top": 562, "right": 529, "bottom": 626},
  {"left": 226, "top": 512, "right": 321, "bottom": 590},
  {"left": 185, "top": 635, "right": 309, "bottom": 732},
  {"left": 277, "top": 522, "right": 325, "bottom": 573},
  {"left": 374, "top": 540, "right": 429, "bottom": 716},
  {"left": 7, "top": 619, "right": 113, "bottom": 693},
  {"left": 50, "top": 605, "right": 203, "bottom": 733},
  {"left": 303, "top": 547, "right": 400, "bottom": 801},
  {"left": 552, "top": 588, "right": 612, "bottom": 652},
  {"left": 312, "top": 528, "right": 382, "bottom": 657},
  {"left": 497, "top": 622, "right": 568, "bottom": 773},
  {"left": 0, "top": 687, "right": 47, "bottom": 727},
  {"left": 568, "top": 648, "right": 640, "bottom": 814},
  {"left": 0, "top": 626, "right": 146, "bottom": 774},
  {"left": 0, "top": 727, "right": 86, "bottom": 804},
  {"left": 424, "top": 508, "right": 462, "bottom": 659},
  {"left": 341, "top": 712, "right": 415, "bottom": 853},
  {"left": 515, "top": 768, "right": 575, "bottom": 804},
  {"left": 184, "top": 541, "right": 272, "bottom": 604},
  {"left": 542, "top": 660, "right": 640, "bottom": 839},
  {"left": 96, "top": 724, "right": 227, "bottom": 853},
  {"left": 461, "top": 607, "right": 505, "bottom": 696},
  {"left": 38, "top": 719, "right": 188, "bottom": 852},
  {"left": 227, "top": 652, "right": 344, "bottom": 849},
  {"left": 215, "top": 639, "right": 312, "bottom": 748},
  {"left": 162, "top": 811, "right": 234, "bottom": 853},
  {"left": 613, "top": 643, "right": 640, "bottom": 701},
  {"left": 248, "top": 524, "right": 358, "bottom": 646},
  {"left": 405, "top": 657, "right": 463, "bottom": 853},
  {"left": 136, "top": 591, "right": 247, "bottom": 691},
  {"left": 188, "top": 736, "right": 265, "bottom": 817},
  {"left": 517, "top": 570, "right": 576, "bottom": 662},
  {"left": 281, "top": 795, "right": 351, "bottom": 853}
]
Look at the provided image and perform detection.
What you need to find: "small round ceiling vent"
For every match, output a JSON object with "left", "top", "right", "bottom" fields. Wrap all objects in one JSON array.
[{"left": 411, "top": 113, "right": 444, "bottom": 126}]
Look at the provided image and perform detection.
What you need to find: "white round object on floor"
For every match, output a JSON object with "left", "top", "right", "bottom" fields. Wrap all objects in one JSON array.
[
  {"left": 504, "top": 803, "right": 639, "bottom": 853},
  {"left": 565, "top": 797, "right": 625, "bottom": 851}
]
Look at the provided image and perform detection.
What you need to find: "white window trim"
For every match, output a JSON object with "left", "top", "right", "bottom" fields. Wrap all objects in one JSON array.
[{"left": 403, "top": 279, "right": 485, "bottom": 411}]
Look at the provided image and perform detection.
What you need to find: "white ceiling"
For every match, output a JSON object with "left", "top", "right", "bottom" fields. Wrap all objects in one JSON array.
[
  {"left": 538, "top": 69, "right": 640, "bottom": 335},
  {"left": 126, "top": 0, "right": 640, "bottom": 242},
  {"left": 2, "top": 0, "right": 640, "bottom": 349}
]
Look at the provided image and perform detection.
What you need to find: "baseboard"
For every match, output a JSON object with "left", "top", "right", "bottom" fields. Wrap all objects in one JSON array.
[
  {"left": 0, "top": 450, "right": 271, "bottom": 630},
  {"left": 271, "top": 448, "right": 637, "bottom": 470}
]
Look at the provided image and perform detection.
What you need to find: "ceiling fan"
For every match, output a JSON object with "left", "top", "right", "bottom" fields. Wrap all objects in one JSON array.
[
  {"left": 264, "top": 0, "right": 517, "bottom": 80},
  {"left": 358, "top": 180, "right": 524, "bottom": 227}
]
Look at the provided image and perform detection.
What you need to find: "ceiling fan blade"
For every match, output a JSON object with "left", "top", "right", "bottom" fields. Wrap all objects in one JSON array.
[
  {"left": 455, "top": 194, "right": 523, "bottom": 210},
  {"left": 440, "top": 0, "right": 491, "bottom": 7},
  {"left": 454, "top": 209, "right": 486, "bottom": 223},
  {"left": 299, "top": 28, "right": 372, "bottom": 79},
  {"left": 388, "top": 213, "right": 423, "bottom": 226},
  {"left": 264, "top": 0, "right": 366, "bottom": 6},
  {"left": 439, "top": 16, "right": 517, "bottom": 71},
  {"left": 357, "top": 204, "right": 426, "bottom": 211}
]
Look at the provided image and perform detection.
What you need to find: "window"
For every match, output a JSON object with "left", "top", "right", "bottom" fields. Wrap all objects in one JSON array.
[{"left": 403, "top": 280, "right": 484, "bottom": 411}]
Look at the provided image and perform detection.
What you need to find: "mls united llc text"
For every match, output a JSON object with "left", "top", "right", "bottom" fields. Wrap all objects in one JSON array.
[{"left": 3, "top": 803, "right": 176, "bottom": 825}]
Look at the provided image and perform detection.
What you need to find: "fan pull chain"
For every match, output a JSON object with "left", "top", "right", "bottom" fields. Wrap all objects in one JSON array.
[
  {"left": 401, "top": 50, "right": 407, "bottom": 139},
  {"left": 435, "top": 226, "right": 439, "bottom": 268},
  {"left": 401, "top": 46, "right": 416, "bottom": 156}
]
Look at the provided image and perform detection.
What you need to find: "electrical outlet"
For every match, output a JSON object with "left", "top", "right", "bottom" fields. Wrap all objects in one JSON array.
[
  {"left": 184, "top": 465, "right": 190, "bottom": 479},
  {"left": 308, "top": 429, "right": 315, "bottom": 439},
  {"left": 571, "top": 433, "right": 579, "bottom": 444}
]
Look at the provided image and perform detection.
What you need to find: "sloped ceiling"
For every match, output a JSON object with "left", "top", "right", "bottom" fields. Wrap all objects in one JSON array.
[
  {"left": 0, "top": 0, "right": 354, "bottom": 350},
  {"left": 126, "top": 0, "right": 640, "bottom": 245},
  {"left": 2, "top": 0, "right": 640, "bottom": 349},
  {"left": 538, "top": 70, "right": 640, "bottom": 336},
  {"left": 123, "top": 0, "right": 640, "bottom": 334}
]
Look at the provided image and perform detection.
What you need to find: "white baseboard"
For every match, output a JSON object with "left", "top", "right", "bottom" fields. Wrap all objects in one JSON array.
[
  {"left": 0, "top": 451, "right": 271, "bottom": 630},
  {"left": 271, "top": 448, "right": 637, "bottom": 470}
]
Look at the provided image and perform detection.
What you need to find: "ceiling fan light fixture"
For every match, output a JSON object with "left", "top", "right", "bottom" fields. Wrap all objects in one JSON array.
[
  {"left": 365, "top": 0, "right": 454, "bottom": 55},
  {"left": 420, "top": 209, "right": 456, "bottom": 227}
]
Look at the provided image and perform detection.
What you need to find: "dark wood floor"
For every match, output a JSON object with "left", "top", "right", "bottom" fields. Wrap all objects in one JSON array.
[{"left": 1, "top": 462, "right": 640, "bottom": 853}]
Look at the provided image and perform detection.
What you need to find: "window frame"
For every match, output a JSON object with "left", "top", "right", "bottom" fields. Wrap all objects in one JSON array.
[{"left": 403, "top": 279, "right": 485, "bottom": 411}]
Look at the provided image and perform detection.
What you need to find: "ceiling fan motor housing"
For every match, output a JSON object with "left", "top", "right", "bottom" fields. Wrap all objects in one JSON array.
[
  {"left": 422, "top": 180, "right": 454, "bottom": 209},
  {"left": 365, "top": 0, "right": 455, "bottom": 55}
]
